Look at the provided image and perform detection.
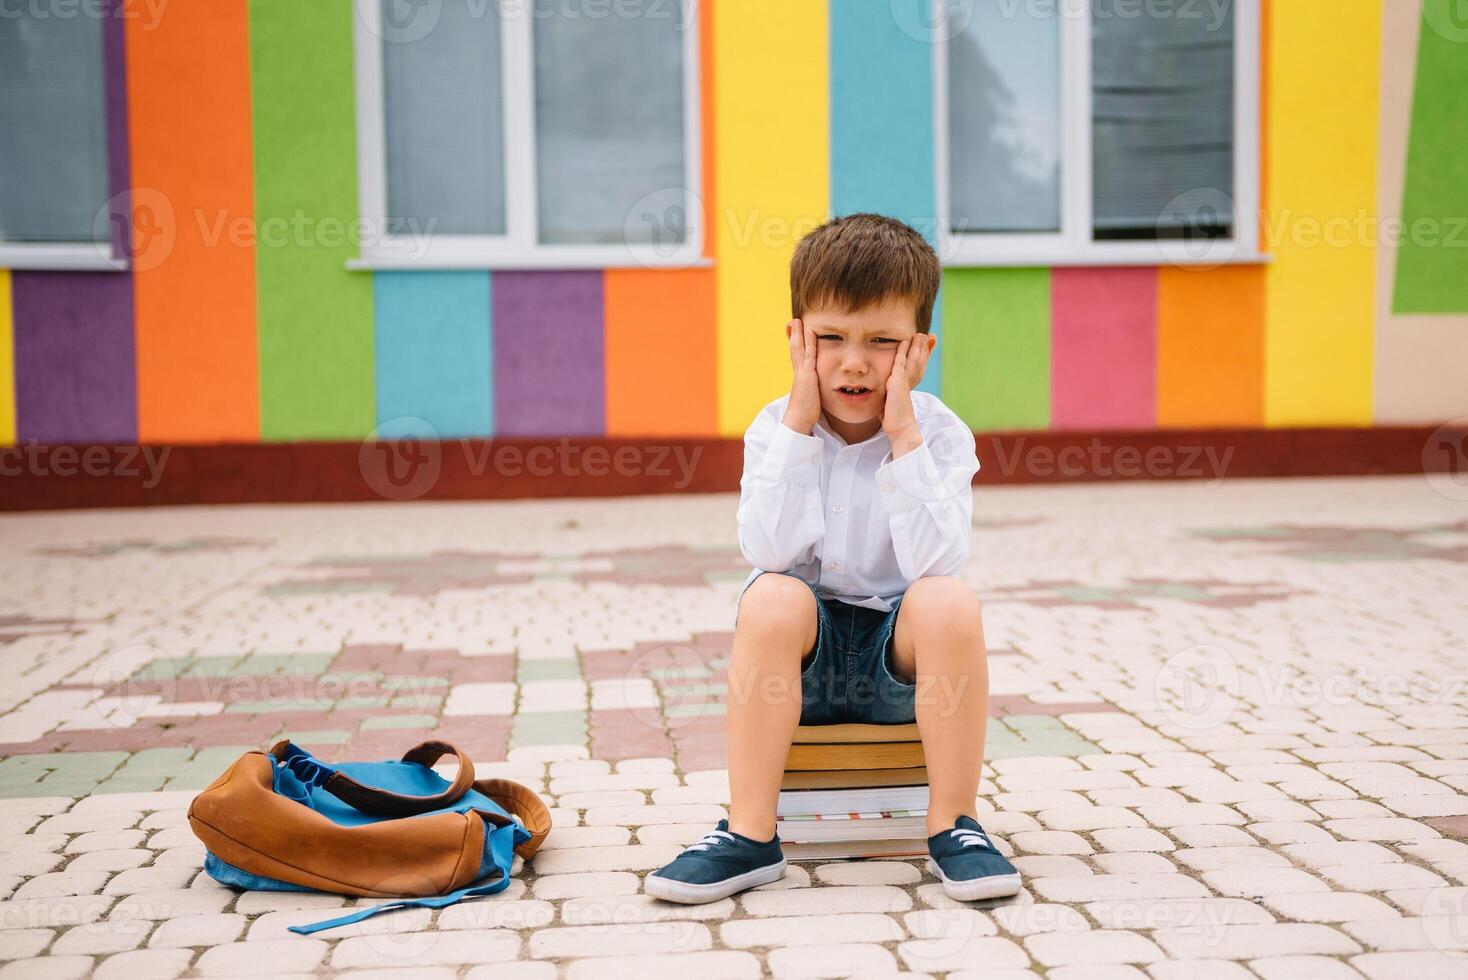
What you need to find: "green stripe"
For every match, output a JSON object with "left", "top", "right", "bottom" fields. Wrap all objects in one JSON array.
[
  {"left": 250, "top": 0, "right": 375, "bottom": 438},
  {"left": 940, "top": 268, "right": 1051, "bottom": 430},
  {"left": 1393, "top": 1, "right": 1468, "bottom": 313}
]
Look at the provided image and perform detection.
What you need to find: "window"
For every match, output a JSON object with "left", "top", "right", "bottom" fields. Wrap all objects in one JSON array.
[
  {"left": 354, "top": 0, "right": 703, "bottom": 269},
  {"left": 937, "top": 0, "right": 1260, "bottom": 266},
  {"left": 0, "top": 10, "right": 122, "bottom": 270}
]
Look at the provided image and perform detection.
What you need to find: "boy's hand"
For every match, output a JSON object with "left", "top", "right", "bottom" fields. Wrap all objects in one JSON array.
[
  {"left": 781, "top": 319, "right": 822, "bottom": 435},
  {"left": 882, "top": 335, "right": 935, "bottom": 458}
]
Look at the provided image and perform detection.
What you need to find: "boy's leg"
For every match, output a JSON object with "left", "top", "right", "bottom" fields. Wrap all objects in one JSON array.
[
  {"left": 725, "top": 573, "right": 819, "bottom": 841},
  {"left": 888, "top": 576, "right": 989, "bottom": 835}
]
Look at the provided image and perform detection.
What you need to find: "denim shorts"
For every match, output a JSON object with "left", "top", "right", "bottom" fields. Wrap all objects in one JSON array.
[{"left": 736, "top": 570, "right": 916, "bottom": 726}]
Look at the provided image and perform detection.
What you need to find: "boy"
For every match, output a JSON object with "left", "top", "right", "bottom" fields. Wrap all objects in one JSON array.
[{"left": 646, "top": 214, "right": 1021, "bottom": 904}]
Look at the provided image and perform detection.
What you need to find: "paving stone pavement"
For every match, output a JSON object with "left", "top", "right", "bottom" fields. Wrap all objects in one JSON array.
[{"left": 1, "top": 476, "right": 1466, "bottom": 978}]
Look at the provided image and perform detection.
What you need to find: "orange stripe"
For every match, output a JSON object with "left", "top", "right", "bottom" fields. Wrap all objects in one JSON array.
[
  {"left": 604, "top": 268, "right": 718, "bottom": 436},
  {"left": 1156, "top": 266, "right": 1265, "bottom": 428},
  {"left": 128, "top": 0, "right": 258, "bottom": 442}
]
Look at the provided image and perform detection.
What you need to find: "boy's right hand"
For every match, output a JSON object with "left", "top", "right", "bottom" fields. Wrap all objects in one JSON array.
[{"left": 781, "top": 319, "right": 822, "bottom": 435}]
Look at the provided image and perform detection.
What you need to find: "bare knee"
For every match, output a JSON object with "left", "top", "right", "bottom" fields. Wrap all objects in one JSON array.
[
  {"left": 737, "top": 573, "right": 818, "bottom": 654},
  {"left": 903, "top": 576, "right": 984, "bottom": 642}
]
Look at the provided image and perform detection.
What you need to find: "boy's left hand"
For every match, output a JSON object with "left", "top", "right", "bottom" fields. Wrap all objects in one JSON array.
[{"left": 882, "top": 335, "right": 935, "bottom": 457}]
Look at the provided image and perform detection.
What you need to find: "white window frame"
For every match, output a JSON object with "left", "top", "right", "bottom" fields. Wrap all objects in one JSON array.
[
  {"left": 934, "top": 0, "right": 1263, "bottom": 268},
  {"left": 0, "top": 243, "right": 126, "bottom": 272},
  {"left": 350, "top": 0, "right": 705, "bottom": 271}
]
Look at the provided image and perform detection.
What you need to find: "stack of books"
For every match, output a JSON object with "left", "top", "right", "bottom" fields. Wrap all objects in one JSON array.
[{"left": 777, "top": 723, "right": 930, "bottom": 860}]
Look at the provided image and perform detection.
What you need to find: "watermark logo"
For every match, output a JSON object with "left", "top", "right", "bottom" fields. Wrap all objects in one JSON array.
[
  {"left": 1157, "top": 187, "right": 1237, "bottom": 270},
  {"left": 1423, "top": 417, "right": 1468, "bottom": 502},
  {"left": 891, "top": 0, "right": 977, "bottom": 43},
  {"left": 0, "top": 442, "right": 171, "bottom": 487},
  {"left": 1422, "top": 889, "right": 1468, "bottom": 957},
  {"left": 988, "top": 437, "right": 1234, "bottom": 486},
  {"left": 360, "top": 417, "right": 444, "bottom": 502},
  {"left": 623, "top": 643, "right": 707, "bottom": 731},
  {"left": 361, "top": 0, "right": 442, "bottom": 43},
  {"left": 1423, "top": 0, "right": 1468, "bottom": 43},
  {"left": 94, "top": 187, "right": 177, "bottom": 273},
  {"left": 89, "top": 643, "right": 173, "bottom": 726},
  {"left": 0, "top": 0, "right": 170, "bottom": 30},
  {"left": 622, "top": 186, "right": 701, "bottom": 269},
  {"left": 1154, "top": 643, "right": 1240, "bottom": 731}
]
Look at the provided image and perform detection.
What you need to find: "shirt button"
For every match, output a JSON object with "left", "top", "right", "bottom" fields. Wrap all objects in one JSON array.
[
  {"left": 832, "top": 504, "right": 844, "bottom": 513},
  {"left": 825, "top": 561, "right": 839, "bottom": 571},
  {"left": 842, "top": 451, "right": 855, "bottom": 462}
]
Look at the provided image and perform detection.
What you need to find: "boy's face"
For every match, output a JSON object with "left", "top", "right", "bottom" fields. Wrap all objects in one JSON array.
[{"left": 804, "top": 294, "right": 926, "bottom": 428}]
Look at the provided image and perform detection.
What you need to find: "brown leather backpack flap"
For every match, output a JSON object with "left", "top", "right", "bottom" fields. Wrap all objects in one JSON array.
[
  {"left": 188, "top": 752, "right": 485, "bottom": 897},
  {"left": 473, "top": 777, "right": 553, "bottom": 858}
]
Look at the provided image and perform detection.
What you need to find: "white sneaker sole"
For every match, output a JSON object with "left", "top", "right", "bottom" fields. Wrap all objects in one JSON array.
[
  {"left": 644, "top": 859, "right": 787, "bottom": 905},
  {"left": 928, "top": 859, "right": 1023, "bottom": 902}
]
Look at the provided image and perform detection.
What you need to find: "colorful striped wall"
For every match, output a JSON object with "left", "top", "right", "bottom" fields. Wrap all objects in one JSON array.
[{"left": 2, "top": 0, "right": 1465, "bottom": 447}]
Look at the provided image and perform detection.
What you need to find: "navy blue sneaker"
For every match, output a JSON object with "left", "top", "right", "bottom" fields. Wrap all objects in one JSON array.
[
  {"left": 927, "top": 816, "right": 1022, "bottom": 901},
  {"left": 644, "top": 820, "right": 786, "bottom": 904}
]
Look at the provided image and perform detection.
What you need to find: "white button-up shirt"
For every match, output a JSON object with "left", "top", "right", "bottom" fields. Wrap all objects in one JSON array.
[{"left": 735, "top": 390, "right": 980, "bottom": 614}]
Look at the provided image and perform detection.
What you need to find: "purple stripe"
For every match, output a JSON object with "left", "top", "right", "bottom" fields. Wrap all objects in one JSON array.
[
  {"left": 11, "top": 7, "right": 138, "bottom": 444},
  {"left": 492, "top": 271, "right": 605, "bottom": 436},
  {"left": 103, "top": 0, "right": 132, "bottom": 259},
  {"left": 13, "top": 273, "right": 137, "bottom": 442}
]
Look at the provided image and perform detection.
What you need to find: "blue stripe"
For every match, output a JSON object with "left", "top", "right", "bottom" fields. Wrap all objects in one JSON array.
[
  {"left": 830, "top": 0, "right": 941, "bottom": 395},
  {"left": 373, "top": 271, "right": 493, "bottom": 437}
]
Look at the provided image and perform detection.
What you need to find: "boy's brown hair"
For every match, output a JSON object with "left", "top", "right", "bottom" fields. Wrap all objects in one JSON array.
[{"left": 790, "top": 213, "right": 941, "bottom": 334}]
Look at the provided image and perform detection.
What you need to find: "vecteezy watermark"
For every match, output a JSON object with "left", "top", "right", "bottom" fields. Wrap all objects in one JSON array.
[
  {"left": 988, "top": 437, "right": 1234, "bottom": 486},
  {"left": 360, "top": 417, "right": 706, "bottom": 502},
  {"left": 360, "top": 0, "right": 698, "bottom": 44},
  {"left": 621, "top": 643, "right": 707, "bottom": 731},
  {"left": 88, "top": 645, "right": 449, "bottom": 727},
  {"left": 1423, "top": 417, "right": 1468, "bottom": 503},
  {"left": 0, "top": 0, "right": 169, "bottom": 29},
  {"left": 892, "top": 0, "right": 1231, "bottom": 44},
  {"left": 622, "top": 186, "right": 703, "bottom": 270},
  {"left": 0, "top": 443, "right": 171, "bottom": 488},
  {"left": 1157, "top": 188, "right": 1237, "bottom": 270},
  {"left": 1156, "top": 643, "right": 1468, "bottom": 732},
  {"left": 1422, "top": 888, "right": 1468, "bottom": 958},
  {"left": 93, "top": 188, "right": 439, "bottom": 271},
  {"left": 1155, "top": 644, "right": 1242, "bottom": 732},
  {"left": 904, "top": 896, "right": 1246, "bottom": 966},
  {"left": 890, "top": 0, "right": 979, "bottom": 43},
  {"left": 1423, "top": 0, "right": 1468, "bottom": 43}
]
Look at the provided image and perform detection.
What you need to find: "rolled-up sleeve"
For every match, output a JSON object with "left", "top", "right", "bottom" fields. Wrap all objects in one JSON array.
[
  {"left": 874, "top": 411, "right": 979, "bottom": 580},
  {"left": 736, "top": 410, "right": 825, "bottom": 572}
]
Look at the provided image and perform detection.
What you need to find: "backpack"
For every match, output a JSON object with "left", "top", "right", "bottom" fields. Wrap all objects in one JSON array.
[{"left": 187, "top": 738, "right": 551, "bottom": 934}]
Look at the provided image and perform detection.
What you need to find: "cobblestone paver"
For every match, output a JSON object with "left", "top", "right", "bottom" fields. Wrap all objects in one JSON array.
[{"left": 1, "top": 476, "right": 1466, "bottom": 976}]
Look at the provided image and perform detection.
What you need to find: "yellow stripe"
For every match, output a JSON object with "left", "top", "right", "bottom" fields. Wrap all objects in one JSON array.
[
  {"left": 714, "top": 0, "right": 829, "bottom": 435},
  {"left": 1263, "top": 0, "right": 1380, "bottom": 425},
  {"left": 0, "top": 270, "right": 14, "bottom": 444}
]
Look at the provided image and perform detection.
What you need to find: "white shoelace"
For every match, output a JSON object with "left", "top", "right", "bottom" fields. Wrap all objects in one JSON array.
[
  {"left": 950, "top": 827, "right": 992, "bottom": 850},
  {"left": 683, "top": 829, "right": 735, "bottom": 853}
]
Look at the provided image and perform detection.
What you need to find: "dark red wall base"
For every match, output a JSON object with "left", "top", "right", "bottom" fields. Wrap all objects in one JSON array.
[{"left": 0, "top": 427, "right": 1462, "bottom": 512}]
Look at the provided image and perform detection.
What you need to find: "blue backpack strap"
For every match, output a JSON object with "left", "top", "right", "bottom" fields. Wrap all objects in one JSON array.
[
  {"left": 287, "top": 815, "right": 522, "bottom": 935},
  {"left": 287, "top": 875, "right": 513, "bottom": 935}
]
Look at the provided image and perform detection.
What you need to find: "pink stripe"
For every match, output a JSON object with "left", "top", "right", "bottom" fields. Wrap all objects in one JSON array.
[{"left": 1050, "top": 267, "right": 1157, "bottom": 429}]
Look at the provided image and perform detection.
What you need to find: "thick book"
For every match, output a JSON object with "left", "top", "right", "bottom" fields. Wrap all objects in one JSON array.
[
  {"left": 784, "top": 740, "right": 925, "bottom": 772},
  {"left": 792, "top": 723, "right": 921, "bottom": 744},
  {"left": 782, "top": 838, "right": 928, "bottom": 860},
  {"left": 777, "top": 813, "right": 929, "bottom": 844},
  {"left": 781, "top": 766, "right": 930, "bottom": 791},
  {"left": 777, "top": 784, "right": 931, "bottom": 818}
]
